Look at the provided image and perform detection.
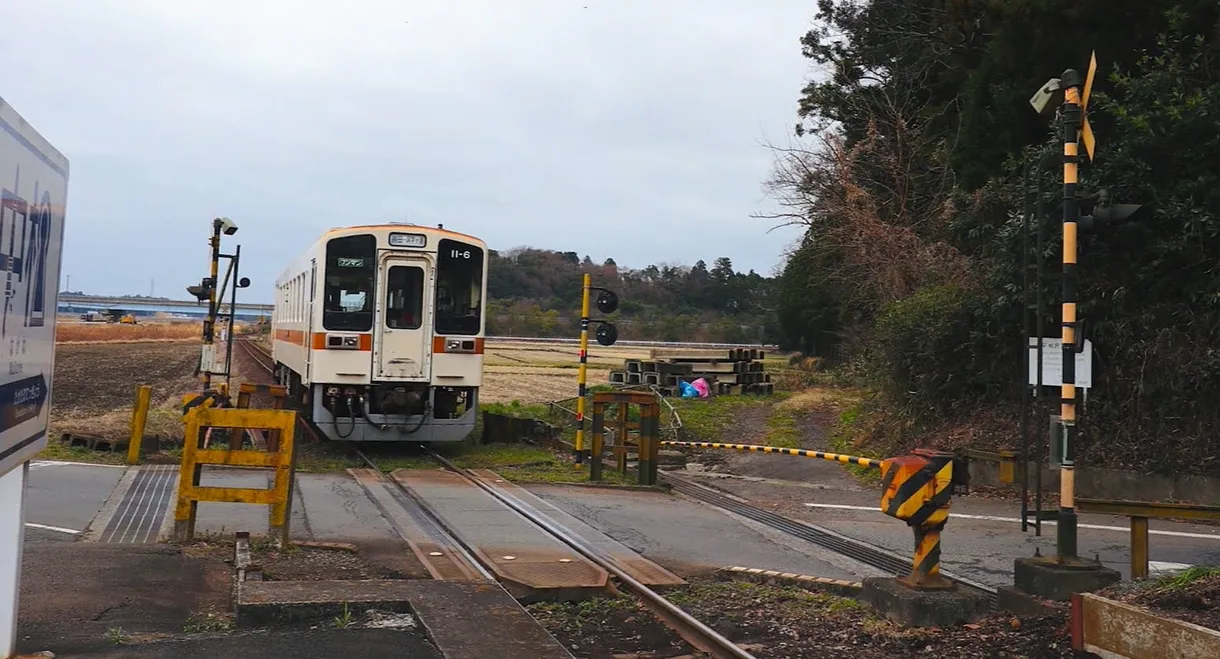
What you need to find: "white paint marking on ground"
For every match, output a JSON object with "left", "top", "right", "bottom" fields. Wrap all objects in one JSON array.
[
  {"left": 24, "top": 522, "right": 83, "bottom": 535},
  {"left": 1149, "top": 561, "right": 1194, "bottom": 574},
  {"left": 30, "top": 460, "right": 126, "bottom": 470},
  {"left": 803, "top": 502, "right": 1220, "bottom": 541}
]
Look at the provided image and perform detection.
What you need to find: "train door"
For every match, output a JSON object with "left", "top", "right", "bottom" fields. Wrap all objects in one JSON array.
[{"left": 373, "top": 256, "right": 431, "bottom": 381}]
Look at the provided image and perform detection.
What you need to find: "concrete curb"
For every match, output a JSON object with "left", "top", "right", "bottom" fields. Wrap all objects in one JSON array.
[
  {"left": 1070, "top": 591, "right": 1220, "bottom": 658},
  {"left": 716, "top": 565, "right": 863, "bottom": 597}
]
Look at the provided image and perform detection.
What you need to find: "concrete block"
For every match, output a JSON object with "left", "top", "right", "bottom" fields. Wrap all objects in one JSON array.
[
  {"left": 1013, "top": 557, "right": 1121, "bottom": 601},
  {"left": 657, "top": 450, "right": 687, "bottom": 467},
  {"left": 860, "top": 577, "right": 990, "bottom": 627},
  {"left": 996, "top": 584, "right": 1058, "bottom": 617}
]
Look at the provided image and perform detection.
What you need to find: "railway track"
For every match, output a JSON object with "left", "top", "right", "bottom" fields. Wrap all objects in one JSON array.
[
  {"left": 239, "top": 335, "right": 275, "bottom": 374},
  {"left": 234, "top": 336, "right": 994, "bottom": 644},
  {"left": 360, "top": 448, "right": 756, "bottom": 659},
  {"left": 234, "top": 336, "right": 755, "bottom": 658}
]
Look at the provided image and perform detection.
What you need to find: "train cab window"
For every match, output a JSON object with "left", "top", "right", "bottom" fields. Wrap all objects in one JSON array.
[
  {"left": 323, "top": 234, "right": 376, "bottom": 332},
  {"left": 435, "top": 238, "right": 484, "bottom": 335},
  {"left": 385, "top": 266, "right": 424, "bottom": 330}
]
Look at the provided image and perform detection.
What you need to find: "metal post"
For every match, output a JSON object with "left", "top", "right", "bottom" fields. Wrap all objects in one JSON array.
[
  {"left": 590, "top": 400, "right": 604, "bottom": 481},
  {"left": 202, "top": 220, "right": 222, "bottom": 390},
  {"left": 1020, "top": 159, "right": 1032, "bottom": 532},
  {"left": 1035, "top": 165, "right": 1047, "bottom": 537},
  {"left": 1130, "top": 517, "right": 1149, "bottom": 580},
  {"left": 1058, "top": 67, "right": 1084, "bottom": 562},
  {"left": 224, "top": 246, "right": 241, "bottom": 392},
  {"left": 127, "top": 385, "right": 153, "bottom": 465},
  {"left": 574, "top": 273, "right": 591, "bottom": 463},
  {"left": 0, "top": 463, "right": 29, "bottom": 658}
]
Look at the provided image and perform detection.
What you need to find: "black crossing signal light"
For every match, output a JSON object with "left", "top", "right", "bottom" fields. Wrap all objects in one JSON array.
[
  {"left": 595, "top": 322, "right": 618, "bottom": 346},
  {"left": 596, "top": 289, "right": 619, "bottom": 314},
  {"left": 1077, "top": 189, "right": 1153, "bottom": 231},
  {"left": 587, "top": 284, "right": 621, "bottom": 346},
  {"left": 186, "top": 277, "right": 215, "bottom": 303}
]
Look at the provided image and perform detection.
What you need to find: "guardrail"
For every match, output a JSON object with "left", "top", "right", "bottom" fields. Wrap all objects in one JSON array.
[
  {"left": 1075, "top": 498, "right": 1220, "bottom": 579},
  {"left": 1071, "top": 591, "right": 1220, "bottom": 658}
]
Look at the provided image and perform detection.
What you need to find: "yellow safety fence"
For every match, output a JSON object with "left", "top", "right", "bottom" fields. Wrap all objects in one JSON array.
[{"left": 173, "top": 405, "right": 298, "bottom": 546}]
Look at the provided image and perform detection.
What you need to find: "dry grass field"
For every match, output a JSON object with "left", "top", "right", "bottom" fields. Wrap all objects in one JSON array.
[
  {"left": 481, "top": 340, "right": 651, "bottom": 404},
  {"left": 42, "top": 321, "right": 777, "bottom": 457},
  {"left": 56, "top": 319, "right": 201, "bottom": 343}
]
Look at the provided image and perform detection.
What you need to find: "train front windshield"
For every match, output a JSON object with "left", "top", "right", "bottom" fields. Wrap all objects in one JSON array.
[
  {"left": 435, "top": 238, "right": 484, "bottom": 335},
  {"left": 323, "top": 234, "right": 376, "bottom": 331}
]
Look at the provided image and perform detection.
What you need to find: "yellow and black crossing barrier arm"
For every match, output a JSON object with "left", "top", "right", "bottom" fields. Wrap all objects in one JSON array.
[
  {"left": 662, "top": 441, "right": 970, "bottom": 590},
  {"left": 659, "top": 441, "right": 883, "bottom": 469}
]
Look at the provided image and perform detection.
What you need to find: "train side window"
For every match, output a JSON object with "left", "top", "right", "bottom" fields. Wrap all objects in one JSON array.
[
  {"left": 385, "top": 266, "right": 424, "bottom": 330},
  {"left": 323, "top": 234, "right": 376, "bottom": 332},
  {"left": 435, "top": 238, "right": 484, "bottom": 335}
]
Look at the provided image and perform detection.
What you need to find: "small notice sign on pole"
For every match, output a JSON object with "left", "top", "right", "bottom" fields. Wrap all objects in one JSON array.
[{"left": 1028, "top": 338, "right": 1093, "bottom": 389}]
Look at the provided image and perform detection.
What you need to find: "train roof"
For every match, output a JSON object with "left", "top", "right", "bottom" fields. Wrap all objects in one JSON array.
[
  {"left": 320, "top": 223, "right": 486, "bottom": 245},
  {"left": 275, "top": 224, "right": 487, "bottom": 286}
]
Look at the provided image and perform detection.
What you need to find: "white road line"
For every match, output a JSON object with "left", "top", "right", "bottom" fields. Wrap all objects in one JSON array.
[
  {"left": 803, "top": 503, "right": 1220, "bottom": 541},
  {"left": 30, "top": 460, "right": 127, "bottom": 470},
  {"left": 25, "top": 522, "right": 82, "bottom": 535}
]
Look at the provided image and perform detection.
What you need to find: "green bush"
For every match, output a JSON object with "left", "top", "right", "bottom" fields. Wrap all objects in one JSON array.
[{"left": 871, "top": 284, "right": 989, "bottom": 421}]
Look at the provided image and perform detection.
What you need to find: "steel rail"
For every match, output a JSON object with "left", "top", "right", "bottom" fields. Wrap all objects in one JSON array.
[
  {"left": 352, "top": 450, "right": 497, "bottom": 583},
  {"left": 424, "top": 449, "right": 757, "bottom": 659},
  {"left": 660, "top": 472, "right": 999, "bottom": 606}
]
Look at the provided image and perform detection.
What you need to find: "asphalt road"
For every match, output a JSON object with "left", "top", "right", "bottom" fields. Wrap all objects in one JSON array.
[
  {"left": 527, "top": 483, "right": 888, "bottom": 581},
  {"left": 668, "top": 472, "right": 1220, "bottom": 587},
  {"left": 26, "top": 461, "right": 125, "bottom": 535}
]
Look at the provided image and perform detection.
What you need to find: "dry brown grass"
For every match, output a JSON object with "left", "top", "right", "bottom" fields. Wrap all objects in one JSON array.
[
  {"left": 483, "top": 340, "right": 650, "bottom": 369},
  {"left": 480, "top": 339, "right": 641, "bottom": 403},
  {"left": 56, "top": 321, "right": 202, "bottom": 343}
]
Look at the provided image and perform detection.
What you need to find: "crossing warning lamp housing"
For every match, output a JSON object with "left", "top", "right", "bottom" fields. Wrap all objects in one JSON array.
[
  {"left": 595, "top": 322, "right": 618, "bottom": 347},
  {"left": 1078, "top": 189, "right": 1153, "bottom": 231},
  {"left": 596, "top": 290, "right": 619, "bottom": 314},
  {"left": 186, "top": 277, "right": 215, "bottom": 303}
]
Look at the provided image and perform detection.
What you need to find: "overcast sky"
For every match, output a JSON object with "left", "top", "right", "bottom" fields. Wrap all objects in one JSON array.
[{"left": 3, "top": 0, "right": 816, "bottom": 303}]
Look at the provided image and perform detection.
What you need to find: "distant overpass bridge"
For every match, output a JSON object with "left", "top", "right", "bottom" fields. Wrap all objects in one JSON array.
[{"left": 58, "top": 295, "right": 273, "bottom": 320}]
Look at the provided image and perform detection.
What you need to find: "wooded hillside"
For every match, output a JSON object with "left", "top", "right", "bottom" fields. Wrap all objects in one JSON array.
[
  {"left": 769, "top": 1, "right": 1220, "bottom": 475},
  {"left": 485, "top": 248, "right": 777, "bottom": 344}
]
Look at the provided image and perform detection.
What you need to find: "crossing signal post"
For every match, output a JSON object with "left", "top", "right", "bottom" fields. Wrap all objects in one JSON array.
[
  {"left": 573, "top": 274, "right": 619, "bottom": 464},
  {"left": 186, "top": 217, "right": 250, "bottom": 393},
  {"left": 1008, "top": 54, "right": 1147, "bottom": 604}
]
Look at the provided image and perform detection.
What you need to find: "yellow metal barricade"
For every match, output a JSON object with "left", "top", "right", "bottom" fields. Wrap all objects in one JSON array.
[
  {"left": 173, "top": 406, "right": 298, "bottom": 546},
  {"left": 235, "top": 383, "right": 289, "bottom": 451}
]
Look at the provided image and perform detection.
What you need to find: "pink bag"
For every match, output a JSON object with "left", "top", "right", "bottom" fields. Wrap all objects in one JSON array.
[{"left": 692, "top": 378, "right": 710, "bottom": 398}]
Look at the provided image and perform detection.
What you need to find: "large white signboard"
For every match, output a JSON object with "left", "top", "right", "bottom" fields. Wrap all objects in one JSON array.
[
  {"left": 1028, "top": 337, "right": 1092, "bottom": 389},
  {"left": 0, "top": 96, "right": 68, "bottom": 477}
]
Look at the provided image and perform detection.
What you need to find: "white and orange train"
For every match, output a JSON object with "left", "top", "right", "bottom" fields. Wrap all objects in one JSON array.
[{"left": 270, "top": 224, "right": 488, "bottom": 442}]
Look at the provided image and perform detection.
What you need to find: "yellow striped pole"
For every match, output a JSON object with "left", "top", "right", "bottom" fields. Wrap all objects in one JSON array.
[
  {"left": 1058, "top": 68, "right": 1084, "bottom": 561},
  {"left": 659, "top": 440, "right": 883, "bottom": 469},
  {"left": 574, "top": 273, "right": 592, "bottom": 464}
]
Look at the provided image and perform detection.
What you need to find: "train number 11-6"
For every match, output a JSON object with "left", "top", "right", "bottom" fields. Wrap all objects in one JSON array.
[{"left": 449, "top": 249, "right": 472, "bottom": 259}]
